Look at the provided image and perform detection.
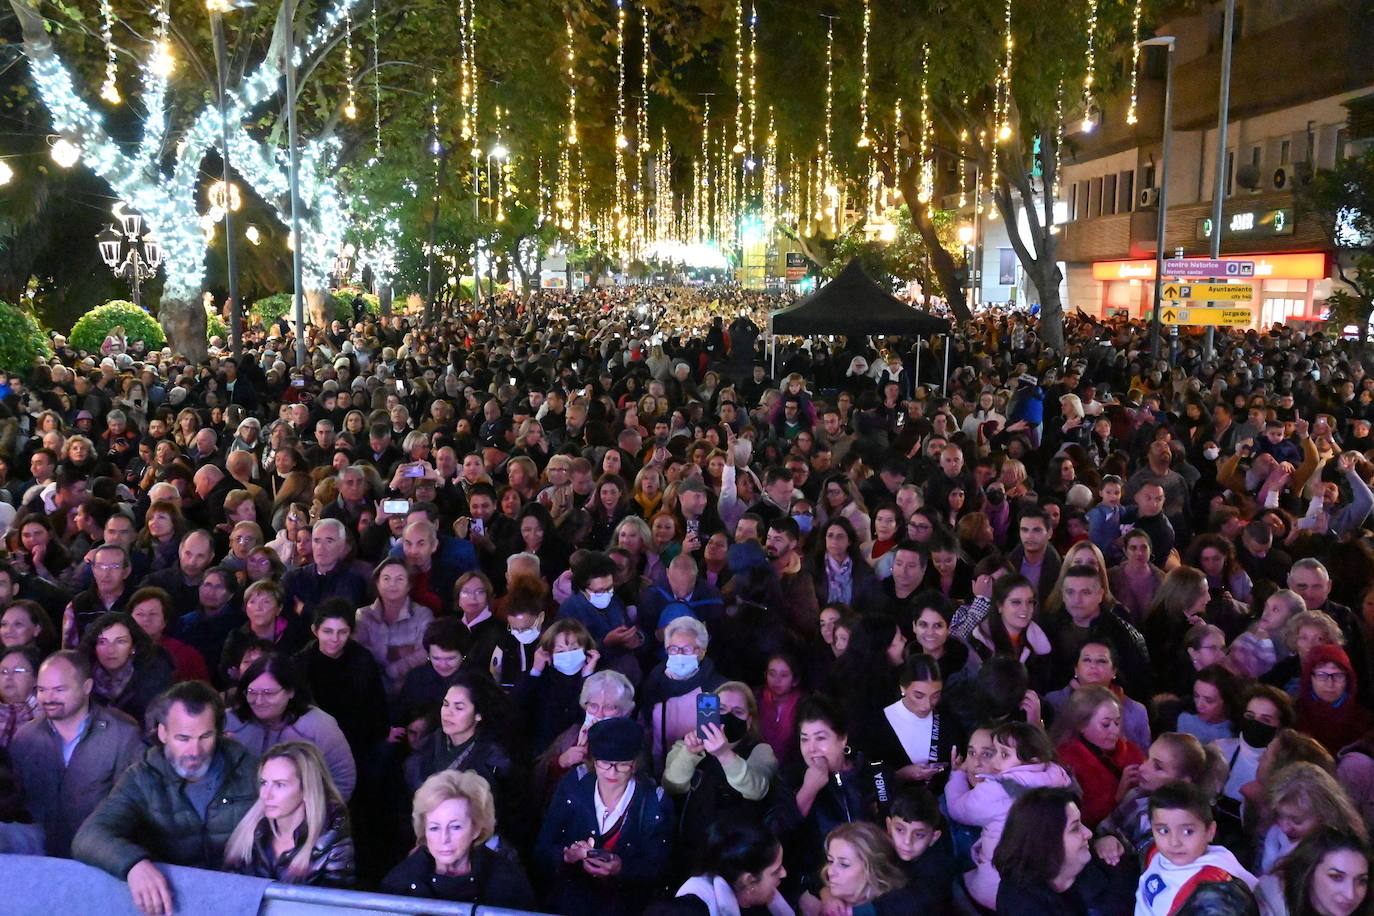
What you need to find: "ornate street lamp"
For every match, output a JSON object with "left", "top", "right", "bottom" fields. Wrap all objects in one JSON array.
[{"left": 97, "top": 204, "right": 163, "bottom": 309}]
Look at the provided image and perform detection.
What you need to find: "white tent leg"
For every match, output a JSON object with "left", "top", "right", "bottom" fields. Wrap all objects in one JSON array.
[
  {"left": 914, "top": 343, "right": 921, "bottom": 389},
  {"left": 942, "top": 334, "right": 951, "bottom": 394}
]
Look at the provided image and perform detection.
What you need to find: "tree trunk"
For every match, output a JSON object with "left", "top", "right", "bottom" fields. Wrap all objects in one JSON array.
[
  {"left": 159, "top": 295, "right": 208, "bottom": 362},
  {"left": 305, "top": 286, "right": 330, "bottom": 329},
  {"left": 894, "top": 168, "right": 971, "bottom": 323},
  {"left": 379, "top": 285, "right": 393, "bottom": 316},
  {"left": 992, "top": 126, "right": 1066, "bottom": 351}
]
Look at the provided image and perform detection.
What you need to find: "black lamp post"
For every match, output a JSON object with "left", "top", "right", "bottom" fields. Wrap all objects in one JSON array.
[{"left": 97, "top": 205, "right": 163, "bottom": 309}]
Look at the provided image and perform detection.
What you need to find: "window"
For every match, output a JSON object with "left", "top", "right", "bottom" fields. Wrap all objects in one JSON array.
[
  {"left": 1280, "top": 139, "right": 1291, "bottom": 164},
  {"left": 1251, "top": 146, "right": 1262, "bottom": 167},
  {"left": 1120, "top": 170, "right": 1134, "bottom": 212},
  {"left": 1104, "top": 173, "right": 1118, "bottom": 215},
  {"left": 1090, "top": 177, "right": 1103, "bottom": 217},
  {"left": 1068, "top": 183, "right": 1078, "bottom": 221},
  {"left": 1225, "top": 150, "right": 1235, "bottom": 197}
]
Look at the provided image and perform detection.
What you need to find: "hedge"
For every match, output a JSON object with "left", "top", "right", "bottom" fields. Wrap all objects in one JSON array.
[
  {"left": 251, "top": 290, "right": 380, "bottom": 325},
  {"left": 69, "top": 301, "right": 166, "bottom": 354},
  {"left": 0, "top": 302, "right": 52, "bottom": 375}
]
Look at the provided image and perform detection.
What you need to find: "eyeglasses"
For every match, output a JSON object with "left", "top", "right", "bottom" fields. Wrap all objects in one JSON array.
[
  {"left": 1313, "top": 671, "right": 1348, "bottom": 684},
  {"left": 94, "top": 563, "right": 126, "bottom": 572},
  {"left": 0, "top": 666, "right": 30, "bottom": 676},
  {"left": 245, "top": 687, "right": 283, "bottom": 700},
  {"left": 459, "top": 588, "right": 487, "bottom": 598},
  {"left": 594, "top": 760, "right": 634, "bottom": 773},
  {"left": 665, "top": 645, "right": 698, "bottom": 656}
]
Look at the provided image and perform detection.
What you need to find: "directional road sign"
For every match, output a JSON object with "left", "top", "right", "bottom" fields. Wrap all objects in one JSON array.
[
  {"left": 1164, "top": 258, "right": 1256, "bottom": 278},
  {"left": 1162, "top": 283, "right": 1255, "bottom": 302},
  {"left": 1160, "top": 307, "right": 1252, "bottom": 326}
]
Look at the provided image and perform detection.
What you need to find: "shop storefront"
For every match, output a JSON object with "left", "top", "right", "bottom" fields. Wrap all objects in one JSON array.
[{"left": 1084, "top": 252, "right": 1330, "bottom": 328}]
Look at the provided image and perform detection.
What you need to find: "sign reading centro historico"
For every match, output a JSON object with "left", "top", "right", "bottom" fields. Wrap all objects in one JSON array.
[{"left": 1091, "top": 252, "right": 1327, "bottom": 282}]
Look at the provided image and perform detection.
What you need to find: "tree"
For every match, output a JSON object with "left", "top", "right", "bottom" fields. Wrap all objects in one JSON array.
[
  {"left": 824, "top": 204, "right": 961, "bottom": 306},
  {"left": 1299, "top": 147, "right": 1374, "bottom": 344}
]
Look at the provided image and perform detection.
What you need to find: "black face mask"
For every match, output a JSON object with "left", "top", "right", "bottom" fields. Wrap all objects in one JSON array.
[
  {"left": 722, "top": 713, "right": 748, "bottom": 744},
  {"left": 1240, "top": 718, "right": 1278, "bottom": 749}
]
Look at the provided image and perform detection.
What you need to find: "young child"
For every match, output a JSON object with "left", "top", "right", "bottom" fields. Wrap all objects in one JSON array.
[
  {"left": 1086, "top": 475, "right": 1125, "bottom": 563},
  {"left": 1135, "top": 782, "right": 1257, "bottom": 916},
  {"left": 886, "top": 786, "right": 955, "bottom": 910}
]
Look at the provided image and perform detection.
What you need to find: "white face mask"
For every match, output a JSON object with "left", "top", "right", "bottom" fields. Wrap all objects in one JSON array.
[
  {"left": 510, "top": 625, "right": 541, "bottom": 645},
  {"left": 582, "top": 710, "right": 606, "bottom": 731},
  {"left": 586, "top": 590, "right": 614, "bottom": 610},
  {"left": 666, "top": 654, "right": 700, "bottom": 679},
  {"left": 552, "top": 648, "right": 586, "bottom": 675},
  {"left": 1203, "top": 446, "right": 1220, "bottom": 461}
]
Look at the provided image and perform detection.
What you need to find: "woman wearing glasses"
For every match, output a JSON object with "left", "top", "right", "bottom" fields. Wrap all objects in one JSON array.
[
  {"left": 534, "top": 718, "right": 673, "bottom": 916},
  {"left": 226, "top": 653, "right": 357, "bottom": 800},
  {"left": 0, "top": 643, "right": 41, "bottom": 749}
]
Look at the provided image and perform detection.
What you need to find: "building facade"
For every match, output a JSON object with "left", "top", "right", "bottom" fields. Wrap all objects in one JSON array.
[{"left": 1057, "top": 0, "right": 1373, "bottom": 327}]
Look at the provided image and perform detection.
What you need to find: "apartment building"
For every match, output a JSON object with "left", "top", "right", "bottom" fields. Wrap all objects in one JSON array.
[{"left": 1057, "top": 0, "right": 1374, "bottom": 327}]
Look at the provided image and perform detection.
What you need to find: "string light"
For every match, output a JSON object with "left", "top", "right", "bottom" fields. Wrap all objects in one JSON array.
[
  {"left": 614, "top": 0, "right": 628, "bottom": 241},
  {"left": 822, "top": 14, "right": 835, "bottom": 228},
  {"left": 857, "top": 0, "right": 871, "bottom": 147},
  {"left": 918, "top": 44, "right": 932, "bottom": 205},
  {"left": 342, "top": 6, "right": 357, "bottom": 118},
  {"left": 458, "top": 0, "right": 471, "bottom": 141},
  {"left": 98, "top": 0, "right": 119, "bottom": 103},
  {"left": 1082, "top": 0, "right": 1098, "bottom": 132},
  {"left": 996, "top": 0, "right": 1014, "bottom": 142},
  {"left": 748, "top": 4, "right": 759, "bottom": 154},
  {"left": 1126, "top": 0, "right": 1144, "bottom": 125},
  {"left": 371, "top": 0, "right": 382, "bottom": 158}
]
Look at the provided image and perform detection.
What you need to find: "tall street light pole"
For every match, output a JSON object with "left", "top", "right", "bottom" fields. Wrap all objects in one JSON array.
[
  {"left": 1143, "top": 35, "right": 1177, "bottom": 361},
  {"left": 283, "top": 0, "right": 306, "bottom": 367},
  {"left": 207, "top": 0, "right": 246, "bottom": 355},
  {"left": 1204, "top": 0, "right": 1236, "bottom": 359}
]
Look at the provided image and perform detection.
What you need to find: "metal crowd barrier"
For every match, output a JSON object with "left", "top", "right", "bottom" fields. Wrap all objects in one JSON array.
[{"left": 0, "top": 854, "right": 554, "bottom": 916}]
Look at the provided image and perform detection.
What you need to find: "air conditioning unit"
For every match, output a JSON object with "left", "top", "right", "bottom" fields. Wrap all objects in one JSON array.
[
  {"left": 1274, "top": 162, "right": 1313, "bottom": 190},
  {"left": 1138, "top": 187, "right": 1160, "bottom": 208},
  {"left": 1272, "top": 166, "right": 1290, "bottom": 190}
]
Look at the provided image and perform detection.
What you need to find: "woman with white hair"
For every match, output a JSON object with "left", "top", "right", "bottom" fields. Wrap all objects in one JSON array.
[
  {"left": 640, "top": 616, "right": 726, "bottom": 768},
  {"left": 224, "top": 741, "right": 354, "bottom": 885}
]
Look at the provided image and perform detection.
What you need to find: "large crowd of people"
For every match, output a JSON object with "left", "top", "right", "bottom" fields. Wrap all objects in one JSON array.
[{"left": 0, "top": 283, "right": 1371, "bottom": 916}]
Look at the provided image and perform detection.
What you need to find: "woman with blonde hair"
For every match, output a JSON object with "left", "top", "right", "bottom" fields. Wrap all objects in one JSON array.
[
  {"left": 380, "top": 769, "right": 536, "bottom": 906},
  {"left": 1043, "top": 540, "right": 1115, "bottom": 614},
  {"left": 800, "top": 821, "right": 912, "bottom": 916},
  {"left": 224, "top": 741, "right": 354, "bottom": 885},
  {"left": 1261, "top": 761, "right": 1368, "bottom": 875},
  {"left": 630, "top": 465, "right": 665, "bottom": 519}
]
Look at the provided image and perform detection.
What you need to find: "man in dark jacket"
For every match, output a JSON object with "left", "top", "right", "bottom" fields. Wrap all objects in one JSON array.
[
  {"left": 72, "top": 681, "right": 258, "bottom": 916},
  {"left": 10, "top": 651, "right": 144, "bottom": 858},
  {"left": 1039, "top": 564, "right": 1152, "bottom": 700}
]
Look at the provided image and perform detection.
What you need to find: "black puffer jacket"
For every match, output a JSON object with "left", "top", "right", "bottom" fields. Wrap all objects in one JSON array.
[
  {"left": 380, "top": 845, "right": 536, "bottom": 909},
  {"left": 72, "top": 738, "right": 258, "bottom": 878},
  {"left": 233, "top": 803, "right": 355, "bottom": 886}
]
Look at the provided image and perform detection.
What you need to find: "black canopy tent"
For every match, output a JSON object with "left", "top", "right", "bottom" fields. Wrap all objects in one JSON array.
[{"left": 768, "top": 258, "right": 953, "bottom": 385}]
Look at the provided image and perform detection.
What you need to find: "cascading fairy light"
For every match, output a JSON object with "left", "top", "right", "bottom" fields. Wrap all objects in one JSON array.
[
  {"left": 98, "top": 0, "right": 119, "bottom": 103},
  {"left": 857, "top": 0, "right": 871, "bottom": 147},
  {"left": 1053, "top": 81, "right": 1065, "bottom": 200},
  {"left": 959, "top": 128, "right": 969, "bottom": 207},
  {"left": 371, "top": 0, "right": 382, "bottom": 158},
  {"left": 996, "top": 0, "right": 1014, "bottom": 142},
  {"left": 638, "top": 5, "right": 651, "bottom": 242},
  {"left": 557, "top": 15, "right": 577, "bottom": 230},
  {"left": 1081, "top": 0, "right": 1098, "bottom": 131},
  {"left": 918, "top": 45, "right": 932, "bottom": 205},
  {"left": 747, "top": 4, "right": 758, "bottom": 159},
  {"left": 1125, "top": 0, "right": 1144, "bottom": 124},
  {"left": 820, "top": 14, "right": 836, "bottom": 230},
  {"left": 429, "top": 71, "right": 440, "bottom": 207},
  {"left": 763, "top": 108, "right": 777, "bottom": 229},
  {"left": 614, "top": 0, "right": 628, "bottom": 241},
  {"left": 342, "top": 6, "right": 358, "bottom": 118},
  {"left": 458, "top": 0, "right": 471, "bottom": 142},
  {"left": 732, "top": 0, "right": 745, "bottom": 157},
  {"left": 466, "top": 0, "right": 479, "bottom": 150}
]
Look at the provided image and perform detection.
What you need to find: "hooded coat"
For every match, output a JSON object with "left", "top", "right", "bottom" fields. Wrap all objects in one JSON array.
[{"left": 1296, "top": 644, "right": 1371, "bottom": 753}]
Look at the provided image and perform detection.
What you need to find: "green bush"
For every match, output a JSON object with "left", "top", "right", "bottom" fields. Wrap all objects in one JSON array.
[
  {"left": 0, "top": 302, "right": 52, "bottom": 374},
  {"left": 69, "top": 301, "right": 166, "bottom": 354},
  {"left": 205, "top": 305, "right": 228, "bottom": 343},
  {"left": 252, "top": 290, "right": 381, "bottom": 326},
  {"left": 250, "top": 293, "right": 295, "bottom": 324}
]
